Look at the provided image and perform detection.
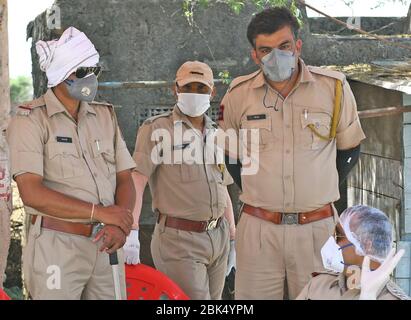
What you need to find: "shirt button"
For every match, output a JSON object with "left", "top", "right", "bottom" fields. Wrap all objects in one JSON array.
[
  {"left": 285, "top": 175, "right": 291, "bottom": 180},
  {"left": 286, "top": 124, "right": 291, "bottom": 129},
  {"left": 93, "top": 172, "right": 98, "bottom": 177},
  {"left": 286, "top": 149, "right": 291, "bottom": 154}
]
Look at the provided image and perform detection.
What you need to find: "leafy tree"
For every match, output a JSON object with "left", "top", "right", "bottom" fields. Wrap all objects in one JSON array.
[
  {"left": 182, "top": 0, "right": 300, "bottom": 26},
  {"left": 10, "top": 76, "right": 32, "bottom": 104}
]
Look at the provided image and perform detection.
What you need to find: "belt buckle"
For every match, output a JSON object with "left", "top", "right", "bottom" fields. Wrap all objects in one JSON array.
[
  {"left": 281, "top": 213, "right": 299, "bottom": 225},
  {"left": 206, "top": 219, "right": 218, "bottom": 231}
]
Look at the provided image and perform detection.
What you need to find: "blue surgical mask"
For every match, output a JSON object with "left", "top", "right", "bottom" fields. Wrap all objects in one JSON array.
[{"left": 260, "top": 48, "right": 297, "bottom": 82}]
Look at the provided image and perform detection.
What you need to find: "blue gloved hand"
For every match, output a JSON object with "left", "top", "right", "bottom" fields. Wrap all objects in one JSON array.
[{"left": 226, "top": 240, "right": 236, "bottom": 276}]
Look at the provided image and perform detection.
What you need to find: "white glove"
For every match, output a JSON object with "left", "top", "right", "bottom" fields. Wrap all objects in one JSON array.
[
  {"left": 226, "top": 240, "right": 236, "bottom": 276},
  {"left": 124, "top": 229, "right": 140, "bottom": 265},
  {"left": 359, "top": 248, "right": 405, "bottom": 300}
]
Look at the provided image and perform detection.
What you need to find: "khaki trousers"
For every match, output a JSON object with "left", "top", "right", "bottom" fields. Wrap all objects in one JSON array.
[
  {"left": 23, "top": 216, "right": 127, "bottom": 300},
  {"left": 151, "top": 215, "right": 230, "bottom": 300},
  {"left": 235, "top": 209, "right": 336, "bottom": 300}
]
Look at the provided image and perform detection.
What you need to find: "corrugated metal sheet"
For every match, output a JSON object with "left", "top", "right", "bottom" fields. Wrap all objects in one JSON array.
[{"left": 326, "top": 60, "right": 411, "bottom": 94}]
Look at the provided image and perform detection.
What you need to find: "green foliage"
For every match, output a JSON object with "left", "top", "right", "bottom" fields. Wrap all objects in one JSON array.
[
  {"left": 226, "top": 0, "right": 245, "bottom": 14},
  {"left": 182, "top": 0, "right": 195, "bottom": 26},
  {"left": 251, "top": 0, "right": 290, "bottom": 11},
  {"left": 218, "top": 70, "right": 232, "bottom": 84},
  {"left": 10, "top": 76, "right": 32, "bottom": 104},
  {"left": 182, "top": 0, "right": 299, "bottom": 18}
]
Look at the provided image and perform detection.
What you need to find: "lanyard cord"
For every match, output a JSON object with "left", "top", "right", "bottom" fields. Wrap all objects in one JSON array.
[
  {"left": 262, "top": 76, "right": 292, "bottom": 112},
  {"left": 263, "top": 85, "right": 281, "bottom": 111}
]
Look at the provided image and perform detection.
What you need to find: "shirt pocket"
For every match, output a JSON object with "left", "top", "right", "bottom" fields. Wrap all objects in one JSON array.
[
  {"left": 300, "top": 111, "right": 332, "bottom": 150},
  {"left": 240, "top": 115, "right": 275, "bottom": 153},
  {"left": 90, "top": 139, "right": 117, "bottom": 177},
  {"left": 47, "top": 142, "right": 84, "bottom": 178}
]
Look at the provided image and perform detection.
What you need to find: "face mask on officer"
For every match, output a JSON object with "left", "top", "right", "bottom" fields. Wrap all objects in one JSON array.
[
  {"left": 321, "top": 236, "right": 354, "bottom": 273},
  {"left": 64, "top": 66, "right": 101, "bottom": 102},
  {"left": 260, "top": 48, "right": 297, "bottom": 82},
  {"left": 174, "top": 62, "right": 215, "bottom": 117},
  {"left": 176, "top": 91, "right": 211, "bottom": 117}
]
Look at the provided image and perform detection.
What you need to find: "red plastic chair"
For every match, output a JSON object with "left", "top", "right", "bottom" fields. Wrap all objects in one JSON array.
[
  {"left": 0, "top": 288, "right": 10, "bottom": 300},
  {"left": 125, "top": 264, "right": 189, "bottom": 300}
]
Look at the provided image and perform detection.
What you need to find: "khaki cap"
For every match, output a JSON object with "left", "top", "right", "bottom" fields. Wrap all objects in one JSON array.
[{"left": 176, "top": 61, "right": 214, "bottom": 88}]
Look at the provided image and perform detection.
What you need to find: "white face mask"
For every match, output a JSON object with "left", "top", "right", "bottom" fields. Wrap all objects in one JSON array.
[
  {"left": 176, "top": 92, "right": 211, "bottom": 117},
  {"left": 321, "top": 236, "right": 347, "bottom": 273},
  {"left": 260, "top": 48, "right": 297, "bottom": 82}
]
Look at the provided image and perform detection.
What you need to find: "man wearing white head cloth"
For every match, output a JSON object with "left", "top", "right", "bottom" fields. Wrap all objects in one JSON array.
[
  {"left": 6, "top": 27, "right": 136, "bottom": 300},
  {"left": 296, "top": 205, "right": 410, "bottom": 300}
]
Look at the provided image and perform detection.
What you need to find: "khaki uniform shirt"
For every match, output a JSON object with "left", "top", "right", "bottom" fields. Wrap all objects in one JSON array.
[
  {"left": 7, "top": 89, "right": 136, "bottom": 223},
  {"left": 133, "top": 106, "right": 232, "bottom": 221},
  {"left": 220, "top": 59, "right": 366, "bottom": 213},
  {"left": 296, "top": 271, "right": 410, "bottom": 300}
]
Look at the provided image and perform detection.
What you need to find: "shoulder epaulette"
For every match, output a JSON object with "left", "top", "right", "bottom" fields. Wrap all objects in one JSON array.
[
  {"left": 144, "top": 111, "right": 173, "bottom": 125},
  {"left": 386, "top": 281, "right": 411, "bottom": 300},
  {"left": 90, "top": 100, "right": 114, "bottom": 108},
  {"left": 228, "top": 70, "right": 262, "bottom": 93},
  {"left": 17, "top": 96, "right": 46, "bottom": 116},
  {"left": 311, "top": 270, "right": 339, "bottom": 278},
  {"left": 308, "top": 66, "right": 346, "bottom": 83}
]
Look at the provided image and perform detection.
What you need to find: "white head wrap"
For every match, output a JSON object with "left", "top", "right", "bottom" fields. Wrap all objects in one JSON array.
[{"left": 35, "top": 27, "right": 100, "bottom": 88}]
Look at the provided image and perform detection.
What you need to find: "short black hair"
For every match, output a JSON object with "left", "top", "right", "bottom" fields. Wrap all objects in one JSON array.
[{"left": 247, "top": 7, "right": 300, "bottom": 47}]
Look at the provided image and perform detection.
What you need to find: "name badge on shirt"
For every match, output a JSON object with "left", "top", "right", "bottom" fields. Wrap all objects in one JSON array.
[
  {"left": 173, "top": 143, "right": 190, "bottom": 150},
  {"left": 247, "top": 114, "right": 267, "bottom": 121},
  {"left": 56, "top": 136, "right": 73, "bottom": 143}
]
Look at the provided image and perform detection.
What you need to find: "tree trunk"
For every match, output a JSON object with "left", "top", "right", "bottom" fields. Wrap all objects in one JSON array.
[
  {"left": 295, "top": 0, "right": 311, "bottom": 36},
  {"left": 0, "top": 0, "right": 11, "bottom": 290},
  {"left": 405, "top": 3, "right": 411, "bottom": 34}
]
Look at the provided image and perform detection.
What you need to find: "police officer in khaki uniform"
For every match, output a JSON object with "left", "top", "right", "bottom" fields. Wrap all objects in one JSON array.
[
  {"left": 297, "top": 271, "right": 409, "bottom": 300},
  {"left": 219, "top": 7, "right": 366, "bottom": 299},
  {"left": 131, "top": 61, "right": 236, "bottom": 300},
  {"left": 7, "top": 27, "right": 136, "bottom": 300},
  {"left": 297, "top": 205, "right": 410, "bottom": 300}
]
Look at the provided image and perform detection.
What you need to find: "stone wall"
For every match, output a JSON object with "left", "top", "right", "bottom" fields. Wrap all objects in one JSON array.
[{"left": 27, "top": 0, "right": 411, "bottom": 151}]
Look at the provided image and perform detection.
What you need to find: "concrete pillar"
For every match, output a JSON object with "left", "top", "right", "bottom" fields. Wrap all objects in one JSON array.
[{"left": 397, "top": 93, "right": 411, "bottom": 295}]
